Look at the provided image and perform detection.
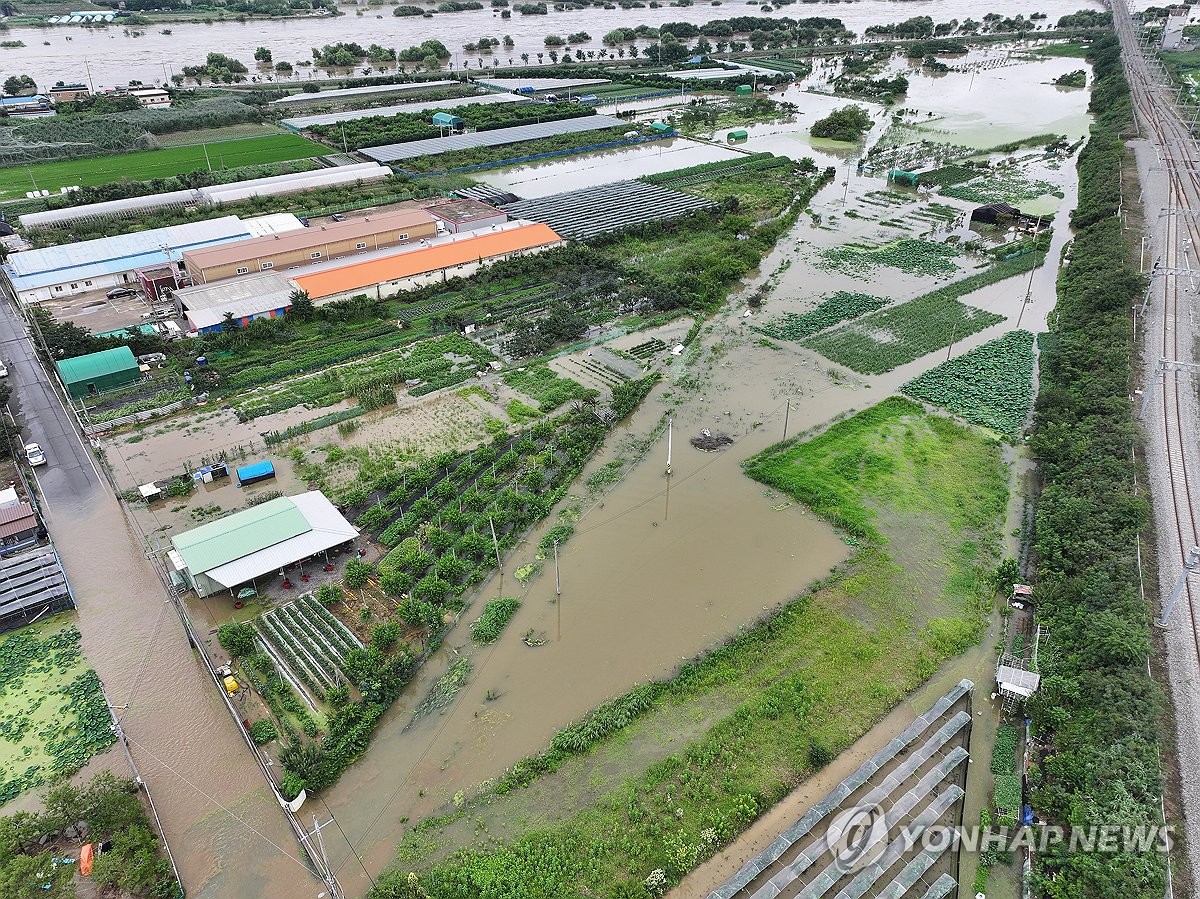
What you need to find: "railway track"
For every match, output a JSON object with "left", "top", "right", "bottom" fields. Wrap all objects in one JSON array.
[{"left": 1114, "top": 1, "right": 1200, "bottom": 890}]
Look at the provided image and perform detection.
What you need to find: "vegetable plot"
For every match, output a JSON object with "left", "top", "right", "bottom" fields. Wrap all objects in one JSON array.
[
  {"left": 257, "top": 596, "right": 365, "bottom": 704},
  {"left": 902, "top": 331, "right": 1035, "bottom": 434},
  {"left": 755, "top": 292, "right": 887, "bottom": 342},
  {"left": 804, "top": 292, "right": 1004, "bottom": 375},
  {"left": 818, "top": 238, "right": 962, "bottom": 278}
]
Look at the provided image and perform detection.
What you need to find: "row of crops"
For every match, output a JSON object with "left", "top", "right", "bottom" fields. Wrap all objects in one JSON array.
[
  {"left": 256, "top": 595, "right": 364, "bottom": 705},
  {"left": 628, "top": 339, "right": 666, "bottom": 359},
  {"left": 754, "top": 292, "right": 887, "bottom": 342},
  {"left": 309, "top": 102, "right": 593, "bottom": 152},
  {"left": 641, "top": 152, "right": 790, "bottom": 188},
  {"left": 902, "top": 331, "right": 1036, "bottom": 436},
  {"left": 817, "top": 238, "right": 963, "bottom": 278},
  {"left": 503, "top": 364, "right": 595, "bottom": 411}
]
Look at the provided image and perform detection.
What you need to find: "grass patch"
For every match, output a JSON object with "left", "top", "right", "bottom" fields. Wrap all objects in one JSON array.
[
  {"left": 471, "top": 597, "right": 521, "bottom": 644},
  {"left": 1035, "top": 41, "right": 1093, "bottom": 58},
  {"left": 0, "top": 133, "right": 324, "bottom": 199},
  {"left": 754, "top": 292, "right": 887, "bottom": 342},
  {"left": 803, "top": 253, "right": 1044, "bottom": 374},
  {"left": 376, "top": 397, "right": 1008, "bottom": 897},
  {"left": 902, "top": 330, "right": 1035, "bottom": 435},
  {"left": 503, "top": 365, "right": 593, "bottom": 411}
]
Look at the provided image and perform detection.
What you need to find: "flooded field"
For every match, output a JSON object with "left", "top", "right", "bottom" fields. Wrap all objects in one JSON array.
[{"left": 5, "top": 0, "right": 1105, "bottom": 86}]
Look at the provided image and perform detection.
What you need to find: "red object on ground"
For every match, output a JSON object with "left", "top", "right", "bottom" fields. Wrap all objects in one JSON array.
[
  {"left": 324, "top": 563, "right": 334, "bottom": 572},
  {"left": 282, "top": 579, "right": 293, "bottom": 589},
  {"left": 358, "top": 548, "right": 367, "bottom": 557},
  {"left": 301, "top": 573, "right": 310, "bottom": 581},
  {"left": 233, "top": 600, "right": 244, "bottom": 610}
]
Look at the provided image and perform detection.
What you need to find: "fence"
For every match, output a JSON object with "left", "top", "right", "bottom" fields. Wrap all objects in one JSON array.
[{"left": 82, "top": 398, "right": 192, "bottom": 436}]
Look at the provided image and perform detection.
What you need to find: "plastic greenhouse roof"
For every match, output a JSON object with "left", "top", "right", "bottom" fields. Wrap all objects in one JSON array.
[
  {"left": 361, "top": 114, "right": 625, "bottom": 163},
  {"left": 55, "top": 346, "right": 138, "bottom": 386},
  {"left": 271, "top": 80, "right": 458, "bottom": 104},
  {"left": 281, "top": 93, "right": 522, "bottom": 130}
]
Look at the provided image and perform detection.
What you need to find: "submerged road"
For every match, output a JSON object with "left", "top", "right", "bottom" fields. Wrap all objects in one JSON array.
[{"left": 0, "top": 292, "right": 315, "bottom": 898}]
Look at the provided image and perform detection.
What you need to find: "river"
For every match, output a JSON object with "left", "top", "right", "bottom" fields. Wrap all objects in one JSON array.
[{"left": 5, "top": 0, "right": 1104, "bottom": 90}]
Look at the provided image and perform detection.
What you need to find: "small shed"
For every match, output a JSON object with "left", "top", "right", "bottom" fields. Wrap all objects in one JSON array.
[
  {"left": 650, "top": 121, "right": 672, "bottom": 133},
  {"left": 432, "top": 111, "right": 465, "bottom": 129},
  {"left": 888, "top": 169, "right": 920, "bottom": 187},
  {"left": 735, "top": 84, "right": 753, "bottom": 96},
  {"left": 56, "top": 346, "right": 140, "bottom": 400},
  {"left": 971, "top": 202, "right": 1021, "bottom": 225},
  {"left": 138, "top": 483, "right": 162, "bottom": 503},
  {"left": 728, "top": 129, "right": 749, "bottom": 141},
  {"left": 236, "top": 460, "right": 276, "bottom": 486}
]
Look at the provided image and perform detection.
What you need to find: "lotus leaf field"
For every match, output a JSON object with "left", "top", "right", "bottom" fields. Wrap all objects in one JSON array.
[
  {"left": 941, "top": 170, "right": 1062, "bottom": 206},
  {"left": 754, "top": 292, "right": 888, "bottom": 342},
  {"left": 817, "top": 239, "right": 962, "bottom": 278},
  {"left": 0, "top": 618, "right": 116, "bottom": 807},
  {"left": 804, "top": 292, "right": 1004, "bottom": 375},
  {"left": 902, "top": 331, "right": 1036, "bottom": 435}
]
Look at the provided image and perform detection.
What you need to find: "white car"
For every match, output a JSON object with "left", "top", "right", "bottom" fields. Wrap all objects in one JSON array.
[
  {"left": 24, "top": 443, "right": 45, "bottom": 467},
  {"left": 0, "top": 361, "right": 8, "bottom": 377}
]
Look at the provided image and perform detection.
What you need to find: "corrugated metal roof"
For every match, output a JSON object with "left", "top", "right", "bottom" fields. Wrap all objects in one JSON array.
[
  {"left": 187, "top": 296, "right": 290, "bottom": 331},
  {"left": 202, "top": 492, "right": 358, "bottom": 589},
  {"left": 282, "top": 93, "right": 523, "bottom": 130},
  {"left": 272, "top": 80, "right": 458, "bottom": 105},
  {"left": 361, "top": 114, "right": 625, "bottom": 163},
  {"left": 500, "top": 180, "right": 716, "bottom": 240},
  {"left": 184, "top": 209, "right": 435, "bottom": 270},
  {"left": 172, "top": 494, "right": 308, "bottom": 575},
  {"left": 0, "top": 547, "right": 68, "bottom": 618},
  {"left": 241, "top": 213, "right": 307, "bottom": 237},
  {"left": 55, "top": 346, "right": 138, "bottom": 386},
  {"left": 291, "top": 221, "right": 562, "bottom": 299},
  {"left": 0, "top": 503, "right": 37, "bottom": 540},
  {"left": 175, "top": 271, "right": 296, "bottom": 311},
  {"left": 5, "top": 216, "right": 253, "bottom": 291}
]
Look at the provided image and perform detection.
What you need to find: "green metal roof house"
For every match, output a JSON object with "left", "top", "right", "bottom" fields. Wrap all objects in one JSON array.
[
  {"left": 432, "top": 111, "right": 464, "bottom": 128},
  {"left": 169, "top": 491, "right": 359, "bottom": 598},
  {"left": 55, "top": 346, "right": 140, "bottom": 400}
]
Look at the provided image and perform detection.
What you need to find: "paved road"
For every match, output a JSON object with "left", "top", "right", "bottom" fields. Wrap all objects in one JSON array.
[{"left": 0, "top": 294, "right": 105, "bottom": 509}]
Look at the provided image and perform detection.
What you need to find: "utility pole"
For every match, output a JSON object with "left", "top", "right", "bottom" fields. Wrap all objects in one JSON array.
[
  {"left": 301, "top": 815, "right": 345, "bottom": 899},
  {"left": 782, "top": 399, "right": 791, "bottom": 440},
  {"left": 489, "top": 516, "right": 501, "bottom": 571},
  {"left": 1160, "top": 545, "right": 1200, "bottom": 627},
  {"left": 554, "top": 540, "right": 561, "bottom": 640}
]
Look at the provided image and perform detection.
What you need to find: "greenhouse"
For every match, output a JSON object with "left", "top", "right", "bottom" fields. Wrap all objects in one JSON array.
[
  {"left": 281, "top": 94, "right": 523, "bottom": 131},
  {"left": 271, "top": 80, "right": 457, "bottom": 105},
  {"left": 500, "top": 180, "right": 717, "bottom": 240}
]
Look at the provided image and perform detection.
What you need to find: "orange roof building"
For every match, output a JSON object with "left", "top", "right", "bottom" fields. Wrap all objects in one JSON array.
[{"left": 290, "top": 222, "right": 564, "bottom": 302}]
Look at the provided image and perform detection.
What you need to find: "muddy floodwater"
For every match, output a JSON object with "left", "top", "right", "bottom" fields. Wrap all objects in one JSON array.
[
  {"left": 318, "top": 393, "right": 851, "bottom": 892},
  {"left": 8, "top": 0, "right": 1105, "bottom": 87}
]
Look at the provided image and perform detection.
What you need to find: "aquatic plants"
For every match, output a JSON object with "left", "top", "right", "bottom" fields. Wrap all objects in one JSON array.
[
  {"left": 754, "top": 292, "right": 887, "bottom": 342},
  {"left": 817, "top": 238, "right": 961, "bottom": 278},
  {"left": 902, "top": 330, "right": 1036, "bottom": 435}
]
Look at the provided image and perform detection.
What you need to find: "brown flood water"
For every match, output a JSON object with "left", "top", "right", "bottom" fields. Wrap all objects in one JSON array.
[{"left": 46, "top": 486, "right": 316, "bottom": 898}]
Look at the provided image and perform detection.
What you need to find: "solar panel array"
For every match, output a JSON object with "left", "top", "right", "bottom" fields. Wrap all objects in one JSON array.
[
  {"left": 361, "top": 114, "right": 626, "bottom": 163},
  {"left": 500, "top": 180, "right": 717, "bottom": 241}
]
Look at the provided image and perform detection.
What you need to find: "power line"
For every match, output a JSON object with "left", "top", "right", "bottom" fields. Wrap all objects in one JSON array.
[{"left": 121, "top": 729, "right": 312, "bottom": 873}]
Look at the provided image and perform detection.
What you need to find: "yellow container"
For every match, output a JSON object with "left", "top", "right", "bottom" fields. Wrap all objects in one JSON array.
[{"left": 223, "top": 675, "right": 239, "bottom": 694}]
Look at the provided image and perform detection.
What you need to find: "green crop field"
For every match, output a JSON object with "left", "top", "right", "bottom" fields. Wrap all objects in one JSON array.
[{"left": 0, "top": 134, "right": 326, "bottom": 199}]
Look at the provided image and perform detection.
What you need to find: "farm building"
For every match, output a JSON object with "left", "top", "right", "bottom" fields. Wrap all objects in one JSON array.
[
  {"left": 290, "top": 221, "right": 563, "bottom": 302},
  {"left": 172, "top": 270, "right": 296, "bottom": 318},
  {"left": 56, "top": 346, "right": 140, "bottom": 400},
  {"left": 0, "top": 95, "right": 53, "bottom": 117},
  {"left": 0, "top": 502, "right": 40, "bottom": 549},
  {"left": 186, "top": 293, "right": 293, "bottom": 335},
  {"left": 48, "top": 83, "right": 90, "bottom": 103},
  {"left": 18, "top": 165, "right": 388, "bottom": 231},
  {"left": 270, "top": 80, "right": 458, "bottom": 106},
  {"left": 128, "top": 88, "right": 170, "bottom": 107},
  {"left": 361, "top": 114, "right": 625, "bottom": 164},
  {"left": 280, "top": 94, "right": 523, "bottom": 131},
  {"left": 168, "top": 491, "right": 358, "bottom": 599},
  {"left": 500, "top": 181, "right": 717, "bottom": 240},
  {"left": 135, "top": 265, "right": 181, "bottom": 305},
  {"left": 426, "top": 198, "right": 508, "bottom": 233},
  {"left": 182, "top": 209, "right": 439, "bottom": 284},
  {"left": 2, "top": 214, "right": 304, "bottom": 303},
  {"left": 969, "top": 203, "right": 1022, "bottom": 225}
]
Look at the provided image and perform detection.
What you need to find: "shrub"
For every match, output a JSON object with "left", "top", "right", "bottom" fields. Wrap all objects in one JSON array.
[
  {"left": 371, "top": 621, "right": 402, "bottom": 651},
  {"left": 249, "top": 719, "right": 278, "bottom": 746},
  {"left": 217, "top": 621, "right": 256, "bottom": 658},
  {"left": 317, "top": 582, "right": 345, "bottom": 606}
]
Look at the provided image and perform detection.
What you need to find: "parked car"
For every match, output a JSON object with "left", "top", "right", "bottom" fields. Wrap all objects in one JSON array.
[
  {"left": 24, "top": 443, "right": 45, "bottom": 467},
  {"left": 0, "top": 361, "right": 9, "bottom": 377},
  {"left": 106, "top": 287, "right": 136, "bottom": 299}
]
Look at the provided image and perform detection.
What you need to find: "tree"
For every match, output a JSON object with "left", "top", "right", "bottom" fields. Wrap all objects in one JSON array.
[
  {"left": 254, "top": 46, "right": 272, "bottom": 63},
  {"left": 2, "top": 74, "right": 34, "bottom": 97},
  {"left": 423, "top": 54, "right": 440, "bottom": 71},
  {"left": 289, "top": 289, "right": 314, "bottom": 320},
  {"left": 809, "top": 104, "right": 872, "bottom": 141}
]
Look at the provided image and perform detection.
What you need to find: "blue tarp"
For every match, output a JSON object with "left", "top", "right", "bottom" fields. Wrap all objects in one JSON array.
[{"left": 236, "top": 460, "right": 275, "bottom": 486}]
